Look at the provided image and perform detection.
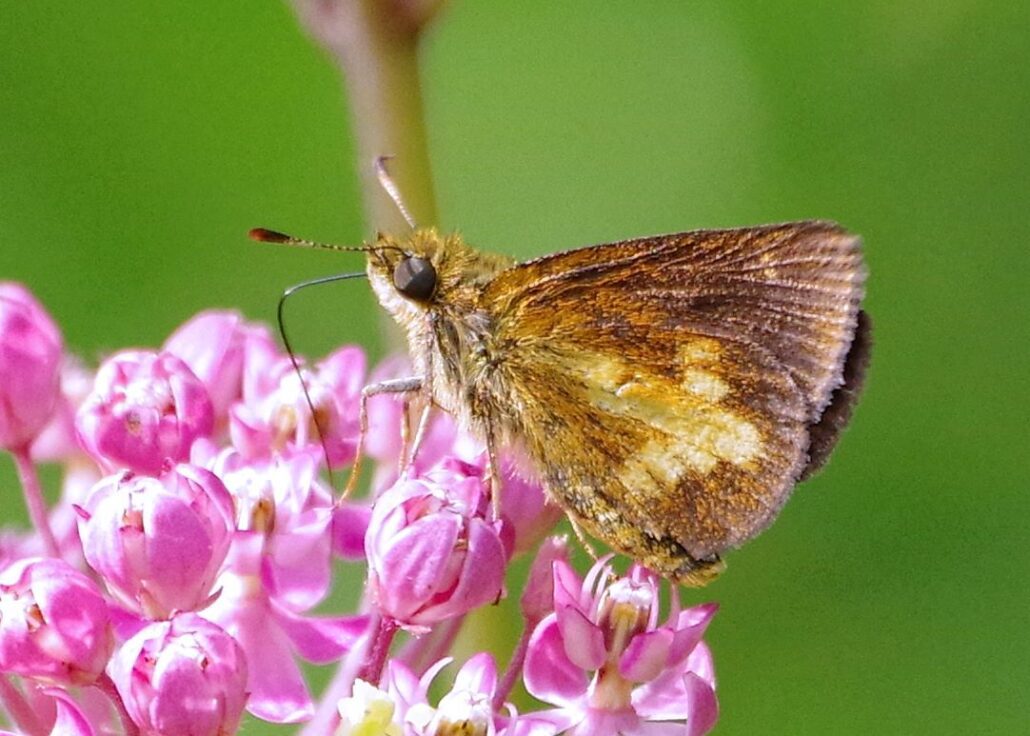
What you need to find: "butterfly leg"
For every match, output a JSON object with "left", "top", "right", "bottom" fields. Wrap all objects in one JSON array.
[
  {"left": 343, "top": 376, "right": 424, "bottom": 500},
  {"left": 397, "top": 394, "right": 413, "bottom": 476},
  {"left": 482, "top": 422, "right": 504, "bottom": 521},
  {"left": 403, "top": 398, "right": 434, "bottom": 479}
]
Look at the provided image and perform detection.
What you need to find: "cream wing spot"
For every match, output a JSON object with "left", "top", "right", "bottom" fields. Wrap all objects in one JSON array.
[
  {"left": 567, "top": 351, "right": 763, "bottom": 495},
  {"left": 681, "top": 368, "right": 729, "bottom": 402},
  {"left": 680, "top": 338, "right": 722, "bottom": 363}
]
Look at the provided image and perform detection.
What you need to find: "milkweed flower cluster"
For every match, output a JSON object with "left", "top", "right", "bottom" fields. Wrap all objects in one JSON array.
[{"left": 0, "top": 282, "right": 720, "bottom": 735}]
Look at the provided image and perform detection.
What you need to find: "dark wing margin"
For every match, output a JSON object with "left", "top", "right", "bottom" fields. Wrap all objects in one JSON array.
[{"left": 801, "top": 309, "right": 872, "bottom": 479}]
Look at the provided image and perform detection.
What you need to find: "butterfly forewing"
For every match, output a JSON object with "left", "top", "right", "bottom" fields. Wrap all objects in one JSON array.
[
  {"left": 490, "top": 221, "right": 865, "bottom": 421},
  {"left": 480, "top": 222, "right": 865, "bottom": 578}
]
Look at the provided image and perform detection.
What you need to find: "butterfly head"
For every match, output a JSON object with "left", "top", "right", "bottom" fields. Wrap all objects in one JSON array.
[
  {"left": 365, "top": 229, "right": 515, "bottom": 324},
  {"left": 365, "top": 228, "right": 448, "bottom": 308}
]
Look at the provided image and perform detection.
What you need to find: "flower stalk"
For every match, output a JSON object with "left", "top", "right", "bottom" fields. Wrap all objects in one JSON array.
[
  {"left": 0, "top": 675, "right": 45, "bottom": 736},
  {"left": 12, "top": 448, "right": 59, "bottom": 558},
  {"left": 94, "top": 672, "right": 140, "bottom": 736},
  {"left": 359, "top": 615, "right": 400, "bottom": 685}
]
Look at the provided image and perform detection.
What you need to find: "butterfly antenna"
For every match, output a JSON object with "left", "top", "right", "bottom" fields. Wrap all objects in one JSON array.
[
  {"left": 275, "top": 270, "right": 369, "bottom": 492},
  {"left": 374, "top": 156, "right": 418, "bottom": 229},
  {"left": 249, "top": 228, "right": 369, "bottom": 253}
]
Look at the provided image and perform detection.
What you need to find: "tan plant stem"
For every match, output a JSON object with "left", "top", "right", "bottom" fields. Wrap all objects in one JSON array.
[
  {"left": 286, "top": 5, "right": 444, "bottom": 733},
  {"left": 290, "top": 0, "right": 441, "bottom": 234}
]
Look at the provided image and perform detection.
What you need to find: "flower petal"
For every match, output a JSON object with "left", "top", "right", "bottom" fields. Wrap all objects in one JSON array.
[
  {"left": 551, "top": 558, "right": 584, "bottom": 612},
  {"left": 684, "top": 672, "right": 719, "bottom": 736},
  {"left": 523, "top": 615, "right": 588, "bottom": 706},
  {"left": 619, "top": 628, "right": 673, "bottom": 683},
  {"left": 667, "top": 604, "right": 717, "bottom": 667},
  {"left": 45, "top": 688, "right": 96, "bottom": 736},
  {"left": 332, "top": 502, "right": 371, "bottom": 560},
  {"left": 686, "top": 642, "right": 716, "bottom": 689},
  {"left": 263, "top": 507, "right": 333, "bottom": 610},
  {"left": 453, "top": 651, "right": 497, "bottom": 696},
  {"left": 206, "top": 590, "right": 312, "bottom": 722},
  {"left": 149, "top": 648, "right": 223, "bottom": 735},
  {"left": 632, "top": 667, "right": 690, "bottom": 720},
  {"left": 419, "top": 520, "right": 505, "bottom": 623},
  {"left": 239, "top": 622, "right": 313, "bottom": 723},
  {"left": 272, "top": 600, "right": 367, "bottom": 664},
  {"left": 555, "top": 605, "right": 605, "bottom": 671},
  {"left": 372, "top": 514, "right": 461, "bottom": 621}
]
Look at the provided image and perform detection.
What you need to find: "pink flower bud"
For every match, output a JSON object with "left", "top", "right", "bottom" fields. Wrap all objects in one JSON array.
[
  {"left": 0, "top": 558, "right": 113, "bottom": 685},
  {"left": 76, "top": 350, "right": 214, "bottom": 474},
  {"left": 366, "top": 461, "right": 507, "bottom": 629},
  {"left": 109, "top": 613, "right": 248, "bottom": 736},
  {"left": 0, "top": 283, "right": 63, "bottom": 452},
  {"left": 163, "top": 311, "right": 249, "bottom": 419},
  {"left": 78, "top": 464, "right": 235, "bottom": 618}
]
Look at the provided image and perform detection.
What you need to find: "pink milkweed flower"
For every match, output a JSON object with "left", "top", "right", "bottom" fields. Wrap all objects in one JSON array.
[
  {"left": 202, "top": 533, "right": 367, "bottom": 723},
  {"left": 207, "top": 447, "right": 335, "bottom": 609},
  {"left": 405, "top": 653, "right": 501, "bottom": 736},
  {"left": 76, "top": 464, "right": 235, "bottom": 618},
  {"left": 109, "top": 612, "right": 249, "bottom": 736},
  {"left": 229, "top": 341, "right": 365, "bottom": 469},
  {"left": 195, "top": 446, "right": 368, "bottom": 722},
  {"left": 0, "top": 558, "right": 113, "bottom": 686},
  {"left": 0, "top": 283, "right": 63, "bottom": 452},
  {"left": 163, "top": 310, "right": 251, "bottom": 421},
  {"left": 523, "top": 558, "right": 719, "bottom": 736},
  {"left": 365, "top": 459, "right": 508, "bottom": 630},
  {"left": 76, "top": 350, "right": 214, "bottom": 475}
]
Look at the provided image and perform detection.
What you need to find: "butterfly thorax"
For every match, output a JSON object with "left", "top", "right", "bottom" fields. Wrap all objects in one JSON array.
[{"left": 366, "top": 229, "right": 516, "bottom": 433}]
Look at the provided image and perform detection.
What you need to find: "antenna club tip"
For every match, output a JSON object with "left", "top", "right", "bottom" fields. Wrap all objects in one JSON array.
[{"left": 249, "top": 228, "right": 291, "bottom": 244}]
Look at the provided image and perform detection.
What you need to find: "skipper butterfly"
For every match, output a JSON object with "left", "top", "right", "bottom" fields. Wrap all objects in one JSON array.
[{"left": 252, "top": 168, "right": 869, "bottom": 586}]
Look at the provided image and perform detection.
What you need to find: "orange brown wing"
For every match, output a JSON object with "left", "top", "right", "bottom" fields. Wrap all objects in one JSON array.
[{"left": 480, "top": 222, "right": 866, "bottom": 571}]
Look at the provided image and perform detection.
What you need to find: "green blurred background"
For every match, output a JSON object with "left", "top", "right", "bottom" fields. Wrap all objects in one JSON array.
[{"left": 2, "top": 2, "right": 1028, "bottom": 733}]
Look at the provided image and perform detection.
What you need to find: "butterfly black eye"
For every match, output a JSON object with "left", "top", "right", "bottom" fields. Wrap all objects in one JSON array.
[{"left": 393, "top": 256, "right": 437, "bottom": 301}]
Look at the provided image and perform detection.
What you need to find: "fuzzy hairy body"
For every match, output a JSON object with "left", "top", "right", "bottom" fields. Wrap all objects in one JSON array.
[{"left": 366, "top": 224, "right": 868, "bottom": 585}]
